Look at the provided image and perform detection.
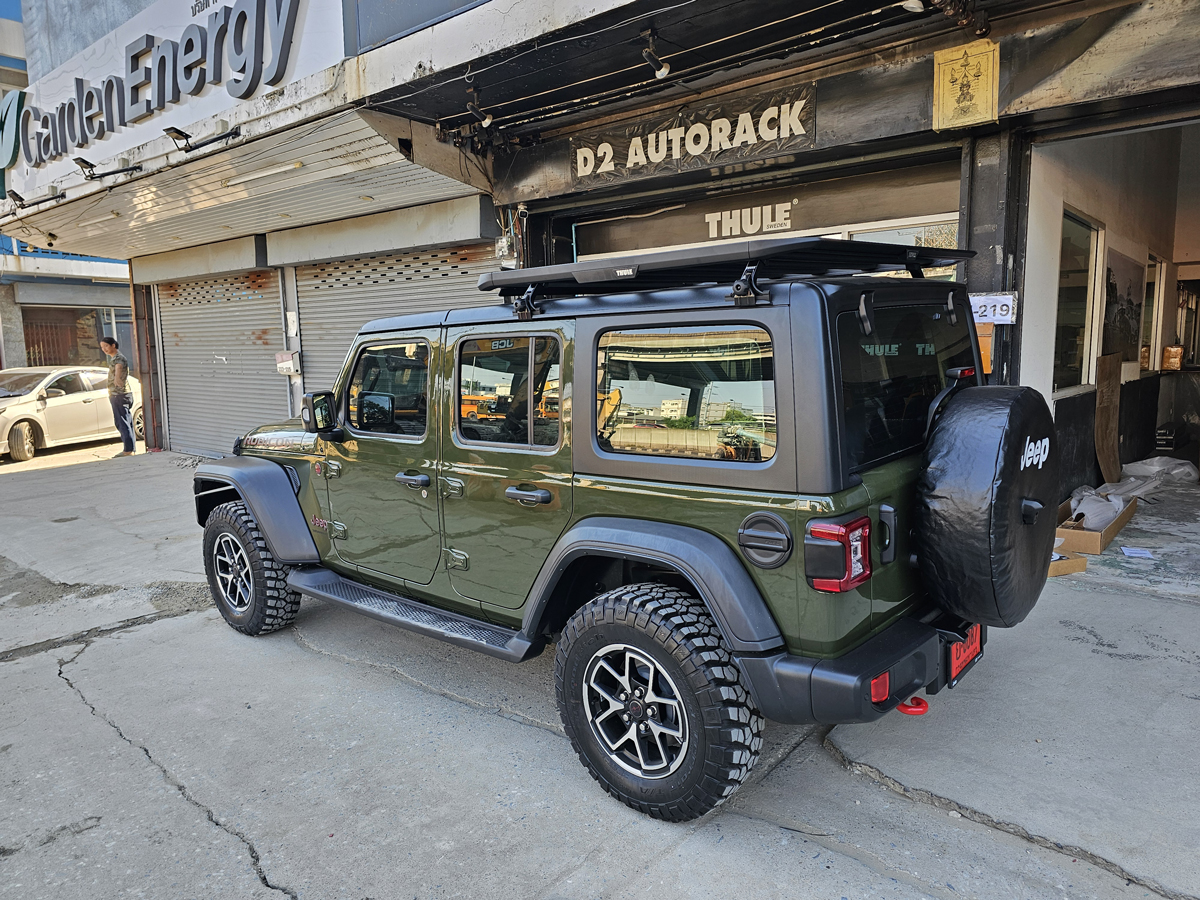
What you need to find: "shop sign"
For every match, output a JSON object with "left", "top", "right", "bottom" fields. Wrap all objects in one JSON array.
[
  {"left": 933, "top": 40, "right": 999, "bottom": 132},
  {"left": 969, "top": 292, "right": 1017, "bottom": 325},
  {"left": 570, "top": 85, "right": 815, "bottom": 188},
  {"left": 3, "top": 0, "right": 343, "bottom": 192}
]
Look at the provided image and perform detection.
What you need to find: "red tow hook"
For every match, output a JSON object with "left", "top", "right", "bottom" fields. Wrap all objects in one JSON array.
[{"left": 897, "top": 697, "right": 929, "bottom": 716}]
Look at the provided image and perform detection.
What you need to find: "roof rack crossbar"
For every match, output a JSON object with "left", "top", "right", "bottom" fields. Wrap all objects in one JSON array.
[{"left": 478, "top": 236, "right": 974, "bottom": 298}]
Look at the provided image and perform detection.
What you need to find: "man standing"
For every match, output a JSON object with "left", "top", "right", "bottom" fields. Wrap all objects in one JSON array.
[{"left": 100, "top": 337, "right": 136, "bottom": 456}]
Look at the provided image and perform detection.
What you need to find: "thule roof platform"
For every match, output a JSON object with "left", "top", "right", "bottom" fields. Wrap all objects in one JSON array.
[{"left": 477, "top": 236, "right": 974, "bottom": 307}]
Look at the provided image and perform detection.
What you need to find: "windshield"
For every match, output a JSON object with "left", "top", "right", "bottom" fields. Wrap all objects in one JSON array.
[
  {"left": 837, "top": 304, "right": 975, "bottom": 471},
  {"left": 0, "top": 372, "right": 45, "bottom": 397}
]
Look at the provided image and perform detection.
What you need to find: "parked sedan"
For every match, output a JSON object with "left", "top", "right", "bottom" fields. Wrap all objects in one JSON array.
[{"left": 0, "top": 367, "right": 144, "bottom": 461}]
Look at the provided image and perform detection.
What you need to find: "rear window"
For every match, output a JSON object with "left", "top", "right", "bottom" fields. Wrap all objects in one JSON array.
[{"left": 837, "top": 304, "right": 974, "bottom": 471}]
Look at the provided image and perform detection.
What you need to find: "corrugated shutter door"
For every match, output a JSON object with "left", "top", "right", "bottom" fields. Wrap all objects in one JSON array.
[
  {"left": 295, "top": 244, "right": 497, "bottom": 391},
  {"left": 158, "top": 270, "right": 288, "bottom": 455}
]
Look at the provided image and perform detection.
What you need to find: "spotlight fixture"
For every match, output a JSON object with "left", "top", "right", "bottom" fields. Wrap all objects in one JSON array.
[
  {"left": 73, "top": 155, "right": 142, "bottom": 180},
  {"left": 901, "top": 0, "right": 926, "bottom": 11},
  {"left": 164, "top": 123, "right": 242, "bottom": 153},
  {"left": 466, "top": 102, "right": 493, "bottom": 129},
  {"left": 7, "top": 188, "right": 63, "bottom": 209},
  {"left": 642, "top": 32, "right": 670, "bottom": 80}
]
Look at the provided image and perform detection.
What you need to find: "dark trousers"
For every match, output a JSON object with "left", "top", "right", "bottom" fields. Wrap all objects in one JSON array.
[{"left": 109, "top": 393, "right": 135, "bottom": 452}]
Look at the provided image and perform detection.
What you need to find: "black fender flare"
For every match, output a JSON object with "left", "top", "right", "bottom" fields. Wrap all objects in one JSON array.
[
  {"left": 522, "top": 517, "right": 785, "bottom": 654},
  {"left": 194, "top": 457, "right": 320, "bottom": 565}
]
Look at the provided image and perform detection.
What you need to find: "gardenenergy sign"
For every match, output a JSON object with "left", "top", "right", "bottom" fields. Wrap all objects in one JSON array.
[{"left": 16, "top": 0, "right": 299, "bottom": 168}]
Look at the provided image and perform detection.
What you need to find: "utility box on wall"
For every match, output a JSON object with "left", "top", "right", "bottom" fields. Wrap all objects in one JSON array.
[{"left": 276, "top": 350, "right": 302, "bottom": 376}]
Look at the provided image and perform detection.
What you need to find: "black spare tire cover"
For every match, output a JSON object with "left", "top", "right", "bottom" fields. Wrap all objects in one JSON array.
[{"left": 915, "top": 385, "right": 1057, "bottom": 628}]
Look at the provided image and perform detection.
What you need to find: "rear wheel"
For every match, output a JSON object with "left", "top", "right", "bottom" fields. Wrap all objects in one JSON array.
[
  {"left": 133, "top": 408, "right": 145, "bottom": 441},
  {"left": 203, "top": 501, "right": 301, "bottom": 635},
  {"left": 8, "top": 422, "right": 35, "bottom": 461},
  {"left": 555, "top": 583, "right": 763, "bottom": 821}
]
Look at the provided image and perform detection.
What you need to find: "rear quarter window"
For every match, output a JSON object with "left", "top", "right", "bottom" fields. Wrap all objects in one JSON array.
[{"left": 837, "top": 304, "right": 974, "bottom": 471}]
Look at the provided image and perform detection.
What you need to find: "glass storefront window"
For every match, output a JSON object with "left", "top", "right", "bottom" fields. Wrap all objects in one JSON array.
[
  {"left": 850, "top": 221, "right": 960, "bottom": 281},
  {"left": 1053, "top": 214, "right": 1096, "bottom": 392},
  {"left": 1141, "top": 259, "right": 1159, "bottom": 370}
]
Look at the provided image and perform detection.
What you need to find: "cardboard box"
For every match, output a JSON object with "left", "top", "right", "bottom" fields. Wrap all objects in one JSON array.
[
  {"left": 1055, "top": 497, "right": 1138, "bottom": 555},
  {"left": 1048, "top": 550, "right": 1088, "bottom": 576}
]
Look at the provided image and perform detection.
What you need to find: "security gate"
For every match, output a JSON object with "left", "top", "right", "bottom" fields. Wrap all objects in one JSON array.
[
  {"left": 157, "top": 270, "right": 288, "bottom": 456},
  {"left": 295, "top": 244, "right": 497, "bottom": 391}
]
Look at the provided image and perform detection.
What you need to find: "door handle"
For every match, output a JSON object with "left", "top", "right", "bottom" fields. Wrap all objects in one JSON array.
[
  {"left": 82, "top": 398, "right": 95, "bottom": 404},
  {"left": 395, "top": 472, "right": 430, "bottom": 488},
  {"left": 505, "top": 485, "right": 552, "bottom": 505}
]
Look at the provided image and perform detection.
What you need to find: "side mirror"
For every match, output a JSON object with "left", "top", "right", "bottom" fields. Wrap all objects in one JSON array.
[
  {"left": 358, "top": 392, "right": 395, "bottom": 429},
  {"left": 44, "top": 388, "right": 66, "bottom": 399},
  {"left": 301, "top": 391, "right": 337, "bottom": 435}
]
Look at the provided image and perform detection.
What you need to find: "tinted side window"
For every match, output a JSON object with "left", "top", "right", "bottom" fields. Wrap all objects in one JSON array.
[
  {"left": 347, "top": 342, "right": 429, "bottom": 437},
  {"left": 49, "top": 373, "right": 86, "bottom": 394},
  {"left": 596, "top": 326, "right": 776, "bottom": 463},
  {"left": 82, "top": 372, "right": 108, "bottom": 391},
  {"left": 837, "top": 305, "right": 974, "bottom": 470},
  {"left": 458, "top": 335, "right": 561, "bottom": 448}
]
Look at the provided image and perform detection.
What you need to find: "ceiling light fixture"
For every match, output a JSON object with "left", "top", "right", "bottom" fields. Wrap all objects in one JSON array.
[
  {"left": 466, "top": 102, "right": 493, "bottom": 129},
  {"left": 223, "top": 161, "right": 303, "bottom": 188},
  {"left": 77, "top": 211, "right": 121, "bottom": 228},
  {"left": 901, "top": 0, "right": 926, "bottom": 11},
  {"left": 165, "top": 123, "right": 242, "bottom": 153},
  {"left": 359, "top": 195, "right": 375, "bottom": 202},
  {"left": 73, "top": 156, "right": 142, "bottom": 180},
  {"left": 642, "top": 31, "right": 671, "bottom": 80}
]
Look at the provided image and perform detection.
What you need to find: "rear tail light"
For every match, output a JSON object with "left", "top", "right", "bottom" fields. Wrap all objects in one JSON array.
[
  {"left": 870, "top": 671, "right": 890, "bottom": 704},
  {"left": 808, "top": 516, "right": 871, "bottom": 592}
]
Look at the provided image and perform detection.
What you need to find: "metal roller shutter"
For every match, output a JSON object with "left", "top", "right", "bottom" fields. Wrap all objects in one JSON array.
[
  {"left": 295, "top": 244, "right": 497, "bottom": 391},
  {"left": 158, "top": 270, "right": 288, "bottom": 456}
]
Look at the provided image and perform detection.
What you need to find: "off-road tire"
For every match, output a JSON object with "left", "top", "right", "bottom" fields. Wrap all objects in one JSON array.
[
  {"left": 203, "top": 500, "right": 301, "bottom": 635},
  {"left": 8, "top": 421, "right": 35, "bottom": 461},
  {"left": 555, "top": 583, "right": 763, "bottom": 821}
]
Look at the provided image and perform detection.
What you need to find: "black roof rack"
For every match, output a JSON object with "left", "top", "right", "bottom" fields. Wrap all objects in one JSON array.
[{"left": 477, "top": 236, "right": 973, "bottom": 305}]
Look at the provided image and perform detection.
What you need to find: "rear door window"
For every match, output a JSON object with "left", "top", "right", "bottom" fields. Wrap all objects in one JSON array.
[
  {"left": 837, "top": 305, "right": 974, "bottom": 471},
  {"left": 596, "top": 325, "right": 776, "bottom": 462}
]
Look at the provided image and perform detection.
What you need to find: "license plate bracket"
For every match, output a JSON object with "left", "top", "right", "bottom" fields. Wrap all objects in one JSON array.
[{"left": 947, "top": 623, "right": 983, "bottom": 687}]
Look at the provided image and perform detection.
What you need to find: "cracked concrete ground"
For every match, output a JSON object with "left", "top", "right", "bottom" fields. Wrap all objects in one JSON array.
[{"left": 0, "top": 447, "right": 1189, "bottom": 898}]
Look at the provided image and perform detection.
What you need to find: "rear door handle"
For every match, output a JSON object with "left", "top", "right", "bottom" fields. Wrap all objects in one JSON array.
[
  {"left": 395, "top": 472, "right": 430, "bottom": 489},
  {"left": 505, "top": 486, "right": 552, "bottom": 505},
  {"left": 82, "top": 398, "right": 94, "bottom": 404}
]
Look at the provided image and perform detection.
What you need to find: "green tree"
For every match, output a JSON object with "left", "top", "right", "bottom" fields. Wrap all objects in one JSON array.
[
  {"left": 662, "top": 416, "right": 696, "bottom": 429},
  {"left": 721, "top": 408, "right": 754, "bottom": 422}
]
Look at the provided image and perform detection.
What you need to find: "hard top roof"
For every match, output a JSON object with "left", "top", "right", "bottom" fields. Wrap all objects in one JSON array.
[{"left": 477, "top": 236, "right": 973, "bottom": 298}]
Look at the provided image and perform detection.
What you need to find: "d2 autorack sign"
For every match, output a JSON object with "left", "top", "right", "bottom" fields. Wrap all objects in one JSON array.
[{"left": 570, "top": 85, "right": 816, "bottom": 188}]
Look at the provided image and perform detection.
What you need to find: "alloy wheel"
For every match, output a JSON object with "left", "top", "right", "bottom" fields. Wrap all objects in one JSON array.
[
  {"left": 212, "top": 533, "right": 254, "bottom": 612},
  {"left": 22, "top": 428, "right": 34, "bottom": 458},
  {"left": 582, "top": 642, "right": 689, "bottom": 779}
]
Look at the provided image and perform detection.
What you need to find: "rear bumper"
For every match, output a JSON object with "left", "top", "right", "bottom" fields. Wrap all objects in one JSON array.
[{"left": 736, "top": 617, "right": 982, "bottom": 725}]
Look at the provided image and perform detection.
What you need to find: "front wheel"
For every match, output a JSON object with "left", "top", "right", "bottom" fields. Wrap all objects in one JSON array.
[
  {"left": 203, "top": 501, "right": 301, "bottom": 635},
  {"left": 8, "top": 421, "right": 35, "bottom": 461},
  {"left": 555, "top": 584, "right": 763, "bottom": 821}
]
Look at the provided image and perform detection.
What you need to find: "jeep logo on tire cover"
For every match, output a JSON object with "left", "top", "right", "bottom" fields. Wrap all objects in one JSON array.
[{"left": 1019, "top": 436, "right": 1050, "bottom": 471}]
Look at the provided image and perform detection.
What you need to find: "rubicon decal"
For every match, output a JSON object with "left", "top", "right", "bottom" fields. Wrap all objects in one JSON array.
[
  {"left": 571, "top": 85, "right": 815, "bottom": 187},
  {"left": 1019, "top": 436, "right": 1050, "bottom": 471}
]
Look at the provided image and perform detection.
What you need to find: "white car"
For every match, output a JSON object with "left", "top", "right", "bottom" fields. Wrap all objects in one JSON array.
[{"left": 0, "top": 366, "right": 144, "bottom": 461}]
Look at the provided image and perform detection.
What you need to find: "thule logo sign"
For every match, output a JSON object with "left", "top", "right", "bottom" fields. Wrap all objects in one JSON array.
[
  {"left": 1020, "top": 436, "right": 1050, "bottom": 471},
  {"left": 615, "top": 268, "right": 635, "bottom": 277}
]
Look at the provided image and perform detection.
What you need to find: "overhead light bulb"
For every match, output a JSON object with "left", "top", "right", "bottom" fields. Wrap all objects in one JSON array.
[
  {"left": 901, "top": 0, "right": 925, "bottom": 11},
  {"left": 466, "top": 102, "right": 493, "bottom": 129},
  {"left": 642, "top": 47, "right": 670, "bottom": 79},
  {"left": 77, "top": 211, "right": 121, "bottom": 228}
]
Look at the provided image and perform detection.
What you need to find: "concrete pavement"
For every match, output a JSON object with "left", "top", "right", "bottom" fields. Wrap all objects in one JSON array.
[{"left": 0, "top": 447, "right": 1186, "bottom": 899}]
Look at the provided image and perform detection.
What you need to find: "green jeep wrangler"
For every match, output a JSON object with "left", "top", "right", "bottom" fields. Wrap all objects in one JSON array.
[{"left": 194, "top": 237, "right": 1058, "bottom": 821}]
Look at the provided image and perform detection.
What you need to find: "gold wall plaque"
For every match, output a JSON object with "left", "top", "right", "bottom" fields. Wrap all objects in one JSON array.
[{"left": 933, "top": 40, "right": 999, "bottom": 131}]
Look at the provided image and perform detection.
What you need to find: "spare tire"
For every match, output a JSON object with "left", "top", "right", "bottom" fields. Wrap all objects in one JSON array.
[{"left": 915, "top": 386, "right": 1058, "bottom": 628}]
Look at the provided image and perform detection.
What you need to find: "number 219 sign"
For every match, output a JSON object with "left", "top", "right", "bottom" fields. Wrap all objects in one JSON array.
[{"left": 969, "top": 292, "right": 1018, "bottom": 325}]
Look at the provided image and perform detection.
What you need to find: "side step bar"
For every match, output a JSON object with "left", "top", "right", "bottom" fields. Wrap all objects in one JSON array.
[{"left": 287, "top": 567, "right": 534, "bottom": 662}]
